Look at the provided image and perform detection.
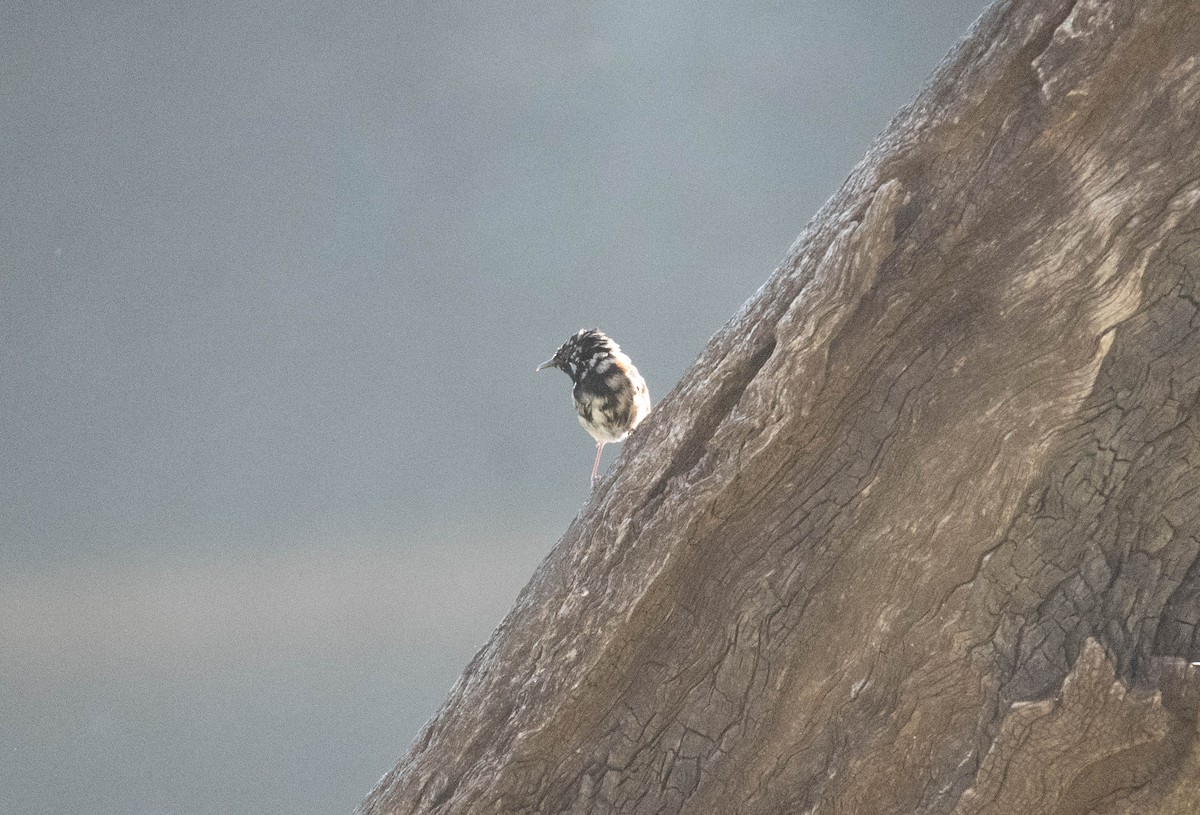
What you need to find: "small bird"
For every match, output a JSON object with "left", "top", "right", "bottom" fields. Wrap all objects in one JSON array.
[{"left": 537, "top": 329, "right": 652, "bottom": 486}]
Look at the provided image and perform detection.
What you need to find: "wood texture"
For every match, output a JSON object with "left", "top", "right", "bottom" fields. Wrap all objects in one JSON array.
[{"left": 361, "top": 1, "right": 1200, "bottom": 812}]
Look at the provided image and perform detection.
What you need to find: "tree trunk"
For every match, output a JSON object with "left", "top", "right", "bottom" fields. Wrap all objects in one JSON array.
[{"left": 361, "top": 1, "right": 1200, "bottom": 812}]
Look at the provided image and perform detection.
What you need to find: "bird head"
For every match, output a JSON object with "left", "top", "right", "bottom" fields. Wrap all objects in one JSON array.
[{"left": 536, "top": 328, "right": 610, "bottom": 381}]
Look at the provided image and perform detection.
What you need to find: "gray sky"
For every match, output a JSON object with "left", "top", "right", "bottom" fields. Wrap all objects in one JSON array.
[{"left": 2, "top": 2, "right": 989, "bottom": 812}]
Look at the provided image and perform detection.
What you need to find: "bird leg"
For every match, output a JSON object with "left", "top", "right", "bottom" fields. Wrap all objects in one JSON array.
[{"left": 591, "top": 442, "right": 605, "bottom": 487}]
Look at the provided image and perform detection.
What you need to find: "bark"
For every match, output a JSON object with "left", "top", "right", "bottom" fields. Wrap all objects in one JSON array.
[{"left": 361, "top": 1, "right": 1200, "bottom": 812}]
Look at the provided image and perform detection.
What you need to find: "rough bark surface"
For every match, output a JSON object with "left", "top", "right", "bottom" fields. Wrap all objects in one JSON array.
[{"left": 362, "top": 1, "right": 1200, "bottom": 812}]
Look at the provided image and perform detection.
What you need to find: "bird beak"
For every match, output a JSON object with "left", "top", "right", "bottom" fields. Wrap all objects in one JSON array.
[{"left": 535, "top": 358, "right": 556, "bottom": 372}]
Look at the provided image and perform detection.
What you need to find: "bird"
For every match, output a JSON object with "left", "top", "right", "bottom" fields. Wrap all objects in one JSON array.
[{"left": 536, "top": 329, "right": 652, "bottom": 486}]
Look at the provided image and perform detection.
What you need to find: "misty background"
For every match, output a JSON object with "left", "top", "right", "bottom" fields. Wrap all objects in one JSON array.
[{"left": 2, "top": 2, "right": 989, "bottom": 813}]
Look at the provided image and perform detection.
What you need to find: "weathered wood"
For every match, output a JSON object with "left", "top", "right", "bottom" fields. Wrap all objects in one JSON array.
[{"left": 361, "top": 1, "right": 1200, "bottom": 812}]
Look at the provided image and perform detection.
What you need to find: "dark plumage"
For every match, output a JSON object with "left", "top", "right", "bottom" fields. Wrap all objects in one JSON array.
[{"left": 537, "top": 329, "right": 652, "bottom": 486}]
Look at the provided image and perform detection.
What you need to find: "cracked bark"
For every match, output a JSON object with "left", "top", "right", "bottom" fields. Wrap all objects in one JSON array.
[{"left": 361, "top": 1, "right": 1200, "bottom": 813}]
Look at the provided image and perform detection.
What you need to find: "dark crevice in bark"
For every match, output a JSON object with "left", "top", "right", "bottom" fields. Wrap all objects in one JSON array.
[{"left": 641, "top": 336, "right": 777, "bottom": 508}]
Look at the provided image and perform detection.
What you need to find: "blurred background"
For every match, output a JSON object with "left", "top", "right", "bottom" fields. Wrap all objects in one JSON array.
[{"left": 2, "top": 1, "right": 989, "bottom": 812}]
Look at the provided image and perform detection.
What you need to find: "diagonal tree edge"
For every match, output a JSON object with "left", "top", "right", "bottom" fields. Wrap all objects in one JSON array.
[{"left": 360, "top": 0, "right": 1200, "bottom": 812}]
